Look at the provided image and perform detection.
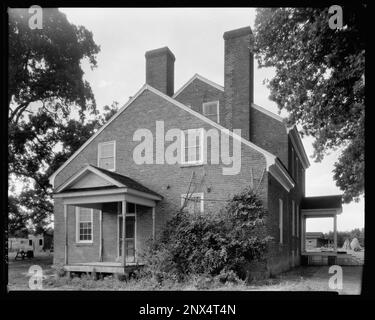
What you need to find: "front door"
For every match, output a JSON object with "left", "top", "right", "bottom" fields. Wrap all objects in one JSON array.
[{"left": 118, "top": 215, "right": 136, "bottom": 263}]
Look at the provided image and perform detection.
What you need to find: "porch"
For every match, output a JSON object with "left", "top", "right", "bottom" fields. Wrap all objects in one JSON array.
[
  {"left": 53, "top": 165, "right": 162, "bottom": 274},
  {"left": 300, "top": 195, "right": 342, "bottom": 266},
  {"left": 64, "top": 262, "right": 140, "bottom": 274}
]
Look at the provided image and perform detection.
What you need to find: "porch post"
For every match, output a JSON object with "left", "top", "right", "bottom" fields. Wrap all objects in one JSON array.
[
  {"left": 122, "top": 200, "right": 126, "bottom": 267},
  {"left": 152, "top": 207, "right": 155, "bottom": 241},
  {"left": 333, "top": 214, "right": 337, "bottom": 251},
  {"left": 64, "top": 204, "right": 68, "bottom": 265},
  {"left": 99, "top": 209, "right": 103, "bottom": 262},
  {"left": 301, "top": 216, "right": 305, "bottom": 253}
]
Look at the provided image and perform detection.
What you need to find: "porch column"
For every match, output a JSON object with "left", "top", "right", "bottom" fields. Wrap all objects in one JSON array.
[
  {"left": 152, "top": 207, "right": 155, "bottom": 240},
  {"left": 301, "top": 216, "right": 306, "bottom": 253},
  {"left": 122, "top": 200, "right": 126, "bottom": 267},
  {"left": 99, "top": 210, "right": 103, "bottom": 262},
  {"left": 64, "top": 204, "right": 68, "bottom": 265},
  {"left": 333, "top": 214, "right": 337, "bottom": 251}
]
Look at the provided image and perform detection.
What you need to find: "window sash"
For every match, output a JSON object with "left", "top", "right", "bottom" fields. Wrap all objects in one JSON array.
[
  {"left": 76, "top": 208, "right": 93, "bottom": 243},
  {"left": 203, "top": 101, "right": 219, "bottom": 123},
  {"left": 98, "top": 141, "right": 115, "bottom": 170},
  {"left": 181, "top": 129, "right": 203, "bottom": 164},
  {"left": 181, "top": 193, "right": 204, "bottom": 213}
]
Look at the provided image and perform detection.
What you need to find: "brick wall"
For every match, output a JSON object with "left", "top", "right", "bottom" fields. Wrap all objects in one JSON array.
[
  {"left": 53, "top": 89, "right": 269, "bottom": 265},
  {"left": 174, "top": 78, "right": 224, "bottom": 125},
  {"left": 250, "top": 107, "right": 289, "bottom": 167},
  {"left": 223, "top": 27, "right": 254, "bottom": 140},
  {"left": 145, "top": 47, "right": 175, "bottom": 96},
  {"left": 265, "top": 173, "right": 293, "bottom": 275}
]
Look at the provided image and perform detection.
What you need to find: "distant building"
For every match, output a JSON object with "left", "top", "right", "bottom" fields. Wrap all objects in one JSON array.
[
  {"left": 305, "top": 232, "right": 333, "bottom": 251},
  {"left": 8, "top": 234, "right": 44, "bottom": 252}
]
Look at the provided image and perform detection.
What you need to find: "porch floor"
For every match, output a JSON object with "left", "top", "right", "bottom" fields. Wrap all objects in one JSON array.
[{"left": 64, "top": 261, "right": 144, "bottom": 274}]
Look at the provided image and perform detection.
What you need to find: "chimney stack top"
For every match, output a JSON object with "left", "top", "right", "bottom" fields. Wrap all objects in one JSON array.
[
  {"left": 223, "top": 26, "right": 252, "bottom": 40},
  {"left": 145, "top": 46, "right": 175, "bottom": 61}
]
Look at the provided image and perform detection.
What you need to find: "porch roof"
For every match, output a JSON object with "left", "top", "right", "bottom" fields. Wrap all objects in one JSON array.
[
  {"left": 301, "top": 195, "right": 342, "bottom": 211},
  {"left": 55, "top": 164, "right": 163, "bottom": 198},
  {"left": 301, "top": 195, "right": 342, "bottom": 218},
  {"left": 53, "top": 165, "right": 162, "bottom": 206}
]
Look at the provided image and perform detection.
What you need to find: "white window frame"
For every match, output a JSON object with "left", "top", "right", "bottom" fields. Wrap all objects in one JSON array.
[
  {"left": 98, "top": 140, "right": 116, "bottom": 171},
  {"left": 292, "top": 200, "right": 295, "bottom": 236},
  {"left": 202, "top": 101, "right": 220, "bottom": 123},
  {"left": 181, "top": 192, "right": 204, "bottom": 213},
  {"left": 181, "top": 128, "right": 204, "bottom": 166},
  {"left": 76, "top": 207, "right": 94, "bottom": 244},
  {"left": 279, "top": 199, "right": 283, "bottom": 244}
]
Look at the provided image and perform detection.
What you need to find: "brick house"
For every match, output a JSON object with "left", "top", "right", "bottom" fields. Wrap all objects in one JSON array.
[{"left": 50, "top": 26, "right": 342, "bottom": 275}]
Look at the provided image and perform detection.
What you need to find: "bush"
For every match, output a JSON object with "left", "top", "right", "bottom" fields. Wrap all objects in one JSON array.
[
  {"left": 141, "top": 188, "right": 272, "bottom": 282},
  {"left": 52, "top": 264, "right": 66, "bottom": 278}
]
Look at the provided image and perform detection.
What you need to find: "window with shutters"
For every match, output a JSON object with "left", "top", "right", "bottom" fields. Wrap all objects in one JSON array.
[
  {"left": 98, "top": 141, "right": 116, "bottom": 171},
  {"left": 202, "top": 101, "right": 219, "bottom": 123}
]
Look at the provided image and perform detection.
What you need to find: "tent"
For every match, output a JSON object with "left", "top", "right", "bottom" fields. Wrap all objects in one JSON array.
[
  {"left": 341, "top": 238, "right": 351, "bottom": 251},
  {"left": 350, "top": 237, "right": 362, "bottom": 251}
]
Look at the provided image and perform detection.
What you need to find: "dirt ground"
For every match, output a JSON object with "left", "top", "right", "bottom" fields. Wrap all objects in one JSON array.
[{"left": 7, "top": 252, "right": 363, "bottom": 294}]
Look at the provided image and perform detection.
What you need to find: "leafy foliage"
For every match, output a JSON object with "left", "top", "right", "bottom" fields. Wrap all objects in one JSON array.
[
  {"left": 8, "top": 8, "right": 110, "bottom": 233},
  {"left": 254, "top": 7, "right": 365, "bottom": 202},
  {"left": 8, "top": 8, "right": 99, "bottom": 122},
  {"left": 142, "top": 188, "right": 272, "bottom": 283},
  {"left": 324, "top": 227, "right": 364, "bottom": 247},
  {"left": 8, "top": 103, "right": 119, "bottom": 233},
  {"left": 8, "top": 195, "right": 28, "bottom": 237}
]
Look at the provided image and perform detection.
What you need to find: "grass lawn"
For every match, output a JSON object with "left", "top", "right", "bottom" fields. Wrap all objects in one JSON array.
[{"left": 7, "top": 252, "right": 363, "bottom": 294}]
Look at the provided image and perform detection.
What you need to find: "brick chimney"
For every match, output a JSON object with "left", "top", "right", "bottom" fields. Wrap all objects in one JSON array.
[
  {"left": 145, "top": 47, "right": 175, "bottom": 97},
  {"left": 223, "top": 27, "right": 254, "bottom": 141}
]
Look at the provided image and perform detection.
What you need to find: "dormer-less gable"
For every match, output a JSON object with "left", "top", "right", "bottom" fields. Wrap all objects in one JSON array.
[{"left": 173, "top": 74, "right": 224, "bottom": 124}]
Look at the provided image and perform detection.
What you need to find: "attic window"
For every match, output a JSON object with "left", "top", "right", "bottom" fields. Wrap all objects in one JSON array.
[
  {"left": 203, "top": 101, "right": 219, "bottom": 123},
  {"left": 98, "top": 141, "right": 116, "bottom": 171}
]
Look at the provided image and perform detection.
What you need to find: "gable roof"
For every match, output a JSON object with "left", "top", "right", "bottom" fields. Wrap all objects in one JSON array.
[
  {"left": 251, "top": 103, "right": 285, "bottom": 123},
  {"left": 174, "top": 74, "right": 310, "bottom": 170},
  {"left": 287, "top": 126, "right": 310, "bottom": 169},
  {"left": 55, "top": 164, "right": 162, "bottom": 198},
  {"left": 49, "top": 84, "right": 294, "bottom": 192},
  {"left": 173, "top": 73, "right": 224, "bottom": 99}
]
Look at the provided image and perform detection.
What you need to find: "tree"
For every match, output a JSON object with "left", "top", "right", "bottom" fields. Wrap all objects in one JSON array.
[
  {"left": 8, "top": 103, "right": 119, "bottom": 234},
  {"left": 8, "top": 195, "right": 28, "bottom": 237},
  {"left": 253, "top": 7, "right": 365, "bottom": 203},
  {"left": 8, "top": 8, "right": 102, "bottom": 233}
]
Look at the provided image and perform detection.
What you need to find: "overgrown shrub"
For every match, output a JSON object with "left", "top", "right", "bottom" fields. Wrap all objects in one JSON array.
[{"left": 141, "top": 187, "right": 272, "bottom": 282}]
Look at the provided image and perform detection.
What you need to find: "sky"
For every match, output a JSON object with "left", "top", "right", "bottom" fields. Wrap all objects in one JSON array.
[{"left": 60, "top": 7, "right": 364, "bottom": 233}]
